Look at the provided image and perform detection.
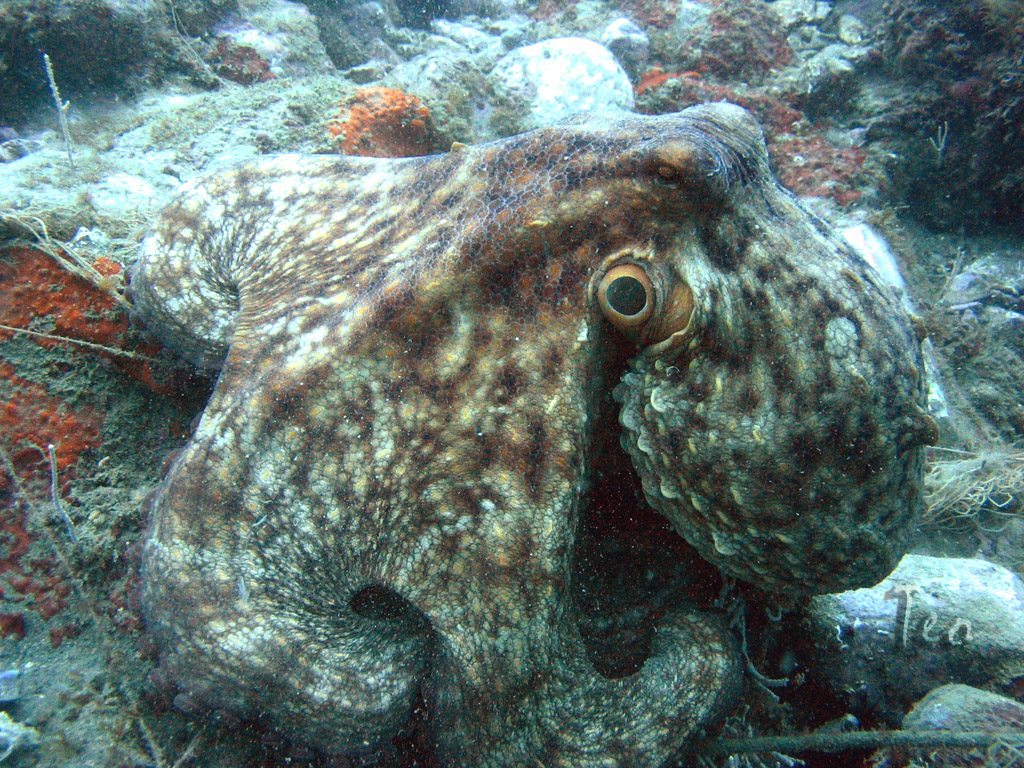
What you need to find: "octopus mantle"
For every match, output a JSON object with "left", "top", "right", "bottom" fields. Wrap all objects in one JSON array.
[{"left": 130, "top": 103, "right": 935, "bottom": 767}]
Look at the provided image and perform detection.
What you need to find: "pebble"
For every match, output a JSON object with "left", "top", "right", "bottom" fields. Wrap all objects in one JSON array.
[{"left": 601, "top": 17, "right": 650, "bottom": 79}]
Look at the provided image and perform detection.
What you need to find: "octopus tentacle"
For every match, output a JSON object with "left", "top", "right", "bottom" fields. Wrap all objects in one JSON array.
[
  {"left": 142, "top": 441, "right": 431, "bottom": 754},
  {"left": 428, "top": 608, "right": 740, "bottom": 767}
]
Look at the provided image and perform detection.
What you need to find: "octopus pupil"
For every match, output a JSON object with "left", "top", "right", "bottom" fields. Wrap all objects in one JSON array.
[{"left": 607, "top": 275, "right": 648, "bottom": 316}]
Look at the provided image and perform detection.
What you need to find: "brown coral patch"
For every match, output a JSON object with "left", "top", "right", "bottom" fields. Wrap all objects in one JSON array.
[{"left": 213, "top": 38, "right": 275, "bottom": 85}]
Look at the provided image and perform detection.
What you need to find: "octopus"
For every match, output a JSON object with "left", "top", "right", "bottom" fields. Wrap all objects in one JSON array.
[{"left": 130, "top": 102, "right": 936, "bottom": 767}]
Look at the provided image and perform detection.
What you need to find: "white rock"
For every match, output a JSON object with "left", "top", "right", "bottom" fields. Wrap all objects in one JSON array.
[
  {"left": 772, "top": 0, "right": 831, "bottom": 28},
  {"left": 487, "top": 37, "right": 634, "bottom": 133},
  {"left": 87, "top": 173, "right": 164, "bottom": 220},
  {"left": 804, "top": 554, "right": 1024, "bottom": 723},
  {"left": 838, "top": 13, "right": 868, "bottom": 45},
  {"left": 842, "top": 223, "right": 950, "bottom": 418},
  {"left": 430, "top": 19, "right": 501, "bottom": 53},
  {"left": 842, "top": 223, "right": 910, "bottom": 303},
  {"left": 601, "top": 17, "right": 649, "bottom": 77},
  {"left": 213, "top": 0, "right": 334, "bottom": 77}
]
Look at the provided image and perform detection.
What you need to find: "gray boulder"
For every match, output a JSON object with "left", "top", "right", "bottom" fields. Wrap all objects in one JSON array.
[
  {"left": 804, "top": 554, "right": 1024, "bottom": 724},
  {"left": 485, "top": 37, "right": 634, "bottom": 136}
]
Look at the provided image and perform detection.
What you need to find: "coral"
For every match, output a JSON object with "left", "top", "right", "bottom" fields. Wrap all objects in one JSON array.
[
  {"left": 530, "top": 0, "right": 578, "bottom": 20},
  {"left": 327, "top": 87, "right": 437, "bottom": 157},
  {"left": 877, "top": 0, "right": 1024, "bottom": 231},
  {"left": 213, "top": 38, "right": 275, "bottom": 85},
  {"left": 636, "top": 74, "right": 804, "bottom": 137},
  {"left": 0, "top": 244, "right": 191, "bottom": 638},
  {"left": 979, "top": 0, "right": 1024, "bottom": 34},
  {"left": 0, "top": 246, "right": 169, "bottom": 394},
  {"left": 621, "top": 0, "right": 676, "bottom": 30},
  {"left": 667, "top": 0, "right": 791, "bottom": 80},
  {"left": 0, "top": 243, "right": 213, "bottom": 767},
  {"left": 0, "top": 361, "right": 103, "bottom": 475},
  {"left": 770, "top": 134, "right": 868, "bottom": 206},
  {"left": 634, "top": 68, "right": 701, "bottom": 96},
  {"left": 0, "top": 247, "right": 117, "bottom": 478},
  {"left": 0, "top": 246, "right": 126, "bottom": 351},
  {"left": 0, "top": 612, "right": 25, "bottom": 640},
  {"left": 0, "top": 441, "right": 75, "bottom": 622}
]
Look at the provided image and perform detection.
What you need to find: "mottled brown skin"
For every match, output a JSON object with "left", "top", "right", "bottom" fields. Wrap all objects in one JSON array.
[{"left": 130, "top": 103, "right": 935, "bottom": 766}]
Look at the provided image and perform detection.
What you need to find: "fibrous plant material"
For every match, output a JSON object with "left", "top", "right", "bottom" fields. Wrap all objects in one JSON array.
[
  {"left": 923, "top": 448, "right": 1024, "bottom": 527},
  {"left": 0, "top": 213, "right": 129, "bottom": 309}
]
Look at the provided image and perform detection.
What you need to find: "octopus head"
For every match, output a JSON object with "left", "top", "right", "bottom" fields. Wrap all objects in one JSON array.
[{"left": 595, "top": 104, "right": 936, "bottom": 596}]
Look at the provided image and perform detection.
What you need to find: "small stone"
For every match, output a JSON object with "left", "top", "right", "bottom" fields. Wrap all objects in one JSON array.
[
  {"left": 0, "top": 669, "right": 20, "bottom": 703},
  {"left": 838, "top": 13, "right": 868, "bottom": 44},
  {"left": 0, "top": 139, "right": 41, "bottom": 163},
  {"left": 212, "top": 0, "right": 334, "bottom": 77},
  {"left": 771, "top": 0, "right": 831, "bottom": 29},
  {"left": 0, "top": 711, "right": 39, "bottom": 761},
  {"left": 601, "top": 17, "right": 650, "bottom": 79}
]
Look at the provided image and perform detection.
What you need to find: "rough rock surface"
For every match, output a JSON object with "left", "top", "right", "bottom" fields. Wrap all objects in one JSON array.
[
  {"left": 804, "top": 554, "right": 1024, "bottom": 724},
  {"left": 486, "top": 36, "right": 634, "bottom": 134},
  {"left": 887, "top": 684, "right": 1024, "bottom": 767}
]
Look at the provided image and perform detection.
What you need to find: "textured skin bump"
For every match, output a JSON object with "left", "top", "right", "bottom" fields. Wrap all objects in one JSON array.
[{"left": 130, "top": 103, "right": 933, "bottom": 766}]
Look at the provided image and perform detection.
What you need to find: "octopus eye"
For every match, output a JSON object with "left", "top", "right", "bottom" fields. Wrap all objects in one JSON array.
[{"left": 598, "top": 263, "right": 655, "bottom": 331}]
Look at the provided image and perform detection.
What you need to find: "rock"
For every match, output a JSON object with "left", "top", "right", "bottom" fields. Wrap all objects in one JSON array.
[
  {"left": 937, "top": 251, "right": 1024, "bottom": 438},
  {"left": 786, "top": 42, "right": 872, "bottom": 111},
  {"left": 664, "top": 0, "right": 792, "bottom": 80},
  {"left": 0, "top": 138, "right": 41, "bottom": 163},
  {"left": 886, "top": 684, "right": 1024, "bottom": 767},
  {"left": 905, "top": 683, "right": 1024, "bottom": 730},
  {"left": 0, "top": 0, "right": 163, "bottom": 116},
  {"left": 310, "top": 1, "right": 400, "bottom": 70},
  {"left": 86, "top": 173, "right": 166, "bottom": 222},
  {"left": 430, "top": 18, "right": 504, "bottom": 54},
  {"left": 772, "top": 0, "right": 832, "bottom": 52},
  {"left": 0, "top": 712, "right": 39, "bottom": 762},
  {"left": 771, "top": 0, "right": 831, "bottom": 28},
  {"left": 803, "top": 554, "right": 1024, "bottom": 724},
  {"left": 668, "top": 0, "right": 713, "bottom": 36},
  {"left": 388, "top": 47, "right": 493, "bottom": 143},
  {"left": 601, "top": 17, "right": 650, "bottom": 79},
  {"left": 486, "top": 37, "right": 634, "bottom": 135},
  {"left": 841, "top": 224, "right": 912, "bottom": 307},
  {"left": 840, "top": 224, "right": 950, "bottom": 421},
  {"left": 0, "top": 669, "right": 20, "bottom": 704},
  {"left": 838, "top": 13, "right": 869, "bottom": 45},
  {"left": 211, "top": 0, "right": 334, "bottom": 77},
  {"left": 448, "top": 0, "right": 513, "bottom": 17}
]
